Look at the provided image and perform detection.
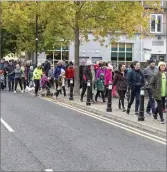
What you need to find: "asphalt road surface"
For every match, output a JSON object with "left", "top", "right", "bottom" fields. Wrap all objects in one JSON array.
[{"left": 1, "top": 92, "right": 166, "bottom": 171}]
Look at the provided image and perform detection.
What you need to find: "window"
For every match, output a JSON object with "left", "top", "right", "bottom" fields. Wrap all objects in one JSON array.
[
  {"left": 150, "top": 14, "right": 163, "bottom": 33},
  {"left": 111, "top": 43, "right": 133, "bottom": 62},
  {"left": 160, "top": 1, "right": 163, "bottom": 7}
]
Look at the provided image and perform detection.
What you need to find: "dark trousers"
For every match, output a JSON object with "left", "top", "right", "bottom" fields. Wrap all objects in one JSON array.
[
  {"left": 95, "top": 91, "right": 105, "bottom": 102},
  {"left": 117, "top": 90, "right": 126, "bottom": 109},
  {"left": 81, "top": 83, "right": 93, "bottom": 100},
  {"left": 34, "top": 79, "right": 40, "bottom": 94},
  {"left": 22, "top": 77, "right": 26, "bottom": 90},
  {"left": 55, "top": 79, "right": 58, "bottom": 90},
  {"left": 0, "top": 82, "right": 5, "bottom": 90},
  {"left": 15, "top": 78, "right": 23, "bottom": 91},
  {"left": 55, "top": 86, "right": 66, "bottom": 97},
  {"left": 161, "top": 96, "right": 166, "bottom": 110},
  {"left": 50, "top": 78, "right": 54, "bottom": 87},
  {"left": 146, "top": 88, "right": 156, "bottom": 114},
  {"left": 8, "top": 78, "right": 14, "bottom": 91},
  {"left": 67, "top": 78, "right": 74, "bottom": 87},
  {"left": 155, "top": 98, "right": 164, "bottom": 120},
  {"left": 127, "top": 87, "right": 140, "bottom": 112}
]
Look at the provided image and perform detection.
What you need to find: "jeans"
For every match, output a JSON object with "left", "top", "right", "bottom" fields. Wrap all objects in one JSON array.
[
  {"left": 146, "top": 88, "right": 156, "bottom": 114},
  {"left": 15, "top": 78, "right": 23, "bottom": 91},
  {"left": 8, "top": 77, "right": 14, "bottom": 91},
  {"left": 127, "top": 86, "right": 140, "bottom": 112}
]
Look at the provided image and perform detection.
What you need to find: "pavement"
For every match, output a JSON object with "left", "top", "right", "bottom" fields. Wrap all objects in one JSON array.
[
  {"left": 1, "top": 91, "right": 166, "bottom": 171},
  {"left": 49, "top": 88, "right": 166, "bottom": 138}
]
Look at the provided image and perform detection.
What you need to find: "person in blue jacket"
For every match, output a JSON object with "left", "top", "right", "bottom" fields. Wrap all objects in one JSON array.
[
  {"left": 126, "top": 61, "right": 145, "bottom": 115},
  {"left": 54, "top": 61, "right": 63, "bottom": 90}
]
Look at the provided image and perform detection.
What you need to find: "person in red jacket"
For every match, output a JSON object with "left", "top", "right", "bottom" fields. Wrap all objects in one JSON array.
[{"left": 66, "top": 61, "right": 75, "bottom": 87}]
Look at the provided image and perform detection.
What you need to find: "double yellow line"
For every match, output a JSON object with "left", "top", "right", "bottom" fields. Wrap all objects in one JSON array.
[{"left": 40, "top": 96, "right": 166, "bottom": 145}]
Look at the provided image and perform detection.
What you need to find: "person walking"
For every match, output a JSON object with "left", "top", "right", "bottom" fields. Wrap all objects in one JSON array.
[
  {"left": 143, "top": 59, "right": 158, "bottom": 115},
  {"left": 6, "top": 60, "right": 15, "bottom": 92},
  {"left": 113, "top": 64, "right": 127, "bottom": 112},
  {"left": 14, "top": 64, "right": 23, "bottom": 93},
  {"left": 33, "top": 63, "right": 43, "bottom": 96},
  {"left": 54, "top": 61, "right": 63, "bottom": 90},
  {"left": 66, "top": 61, "right": 75, "bottom": 87},
  {"left": 104, "top": 64, "right": 113, "bottom": 97},
  {"left": 126, "top": 61, "right": 145, "bottom": 115},
  {"left": 48, "top": 65, "right": 54, "bottom": 88},
  {"left": 95, "top": 73, "right": 105, "bottom": 102},
  {"left": 21, "top": 63, "right": 26, "bottom": 91},
  {"left": 79, "top": 59, "right": 85, "bottom": 89},
  {"left": 80, "top": 59, "right": 93, "bottom": 102},
  {"left": 150, "top": 61, "right": 167, "bottom": 124}
]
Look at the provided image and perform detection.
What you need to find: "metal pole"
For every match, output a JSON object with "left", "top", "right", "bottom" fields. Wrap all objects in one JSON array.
[
  {"left": 53, "top": 46, "right": 55, "bottom": 68},
  {"left": 61, "top": 42, "right": 62, "bottom": 61},
  {"left": 69, "top": 78, "right": 74, "bottom": 100},
  {"left": 86, "top": 80, "right": 91, "bottom": 106},
  {"left": 106, "top": 82, "right": 112, "bottom": 112},
  {"left": 35, "top": 14, "right": 38, "bottom": 65},
  {"left": 138, "top": 87, "right": 145, "bottom": 121}
]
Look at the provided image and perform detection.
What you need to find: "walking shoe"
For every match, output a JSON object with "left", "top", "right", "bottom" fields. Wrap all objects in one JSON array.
[
  {"left": 21, "top": 90, "right": 24, "bottom": 93},
  {"left": 126, "top": 108, "right": 130, "bottom": 114},
  {"left": 123, "top": 108, "right": 126, "bottom": 112},
  {"left": 14, "top": 91, "right": 16, "bottom": 93},
  {"left": 152, "top": 114, "right": 157, "bottom": 120},
  {"left": 134, "top": 112, "right": 139, "bottom": 116},
  {"left": 118, "top": 105, "right": 121, "bottom": 109},
  {"left": 146, "top": 110, "right": 151, "bottom": 116},
  {"left": 80, "top": 99, "right": 83, "bottom": 102},
  {"left": 160, "top": 119, "right": 164, "bottom": 124}
]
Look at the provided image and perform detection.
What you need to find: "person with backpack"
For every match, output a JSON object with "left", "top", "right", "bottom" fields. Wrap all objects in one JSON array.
[{"left": 126, "top": 61, "right": 145, "bottom": 115}]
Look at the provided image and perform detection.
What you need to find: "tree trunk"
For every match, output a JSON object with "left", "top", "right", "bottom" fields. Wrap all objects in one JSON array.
[{"left": 74, "top": 3, "right": 80, "bottom": 96}]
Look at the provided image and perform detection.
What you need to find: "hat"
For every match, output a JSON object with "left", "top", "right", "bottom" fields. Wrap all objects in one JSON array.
[
  {"left": 100, "top": 73, "right": 104, "bottom": 77},
  {"left": 108, "top": 64, "right": 113, "bottom": 70},
  {"left": 37, "top": 63, "right": 41, "bottom": 66},
  {"left": 86, "top": 59, "right": 92, "bottom": 66},
  {"left": 61, "top": 69, "right": 65, "bottom": 74},
  {"left": 148, "top": 59, "right": 155, "bottom": 64},
  {"left": 158, "top": 61, "right": 166, "bottom": 68}
]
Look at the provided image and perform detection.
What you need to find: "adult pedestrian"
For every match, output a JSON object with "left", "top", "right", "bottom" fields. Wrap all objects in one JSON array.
[
  {"left": 143, "top": 59, "right": 158, "bottom": 115},
  {"left": 80, "top": 59, "right": 93, "bottom": 102},
  {"left": 66, "top": 61, "right": 75, "bottom": 87},
  {"left": 79, "top": 59, "right": 85, "bottom": 89},
  {"left": 5, "top": 60, "right": 15, "bottom": 92},
  {"left": 126, "top": 61, "right": 145, "bottom": 115},
  {"left": 54, "top": 61, "right": 63, "bottom": 90},
  {"left": 33, "top": 63, "right": 43, "bottom": 96},
  {"left": 21, "top": 63, "right": 26, "bottom": 91},
  {"left": 113, "top": 64, "right": 127, "bottom": 112},
  {"left": 150, "top": 61, "right": 167, "bottom": 124},
  {"left": 48, "top": 65, "right": 54, "bottom": 87},
  {"left": 14, "top": 64, "right": 23, "bottom": 93}
]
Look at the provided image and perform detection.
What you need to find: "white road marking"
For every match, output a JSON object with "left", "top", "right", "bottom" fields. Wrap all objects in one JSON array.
[
  {"left": 45, "top": 169, "right": 53, "bottom": 172},
  {"left": 1, "top": 118, "right": 14, "bottom": 132},
  {"left": 41, "top": 96, "right": 166, "bottom": 145}
]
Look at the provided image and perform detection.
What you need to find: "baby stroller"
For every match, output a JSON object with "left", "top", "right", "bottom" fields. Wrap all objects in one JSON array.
[{"left": 0, "top": 70, "right": 5, "bottom": 91}]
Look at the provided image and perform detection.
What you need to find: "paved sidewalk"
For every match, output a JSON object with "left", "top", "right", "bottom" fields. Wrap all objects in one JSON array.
[{"left": 49, "top": 88, "right": 166, "bottom": 138}]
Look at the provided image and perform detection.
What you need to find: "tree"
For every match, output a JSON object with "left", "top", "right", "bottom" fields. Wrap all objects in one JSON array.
[{"left": 39, "top": 1, "right": 160, "bottom": 95}]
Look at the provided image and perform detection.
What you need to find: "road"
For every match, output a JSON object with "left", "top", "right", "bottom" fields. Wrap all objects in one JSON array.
[{"left": 1, "top": 92, "right": 166, "bottom": 171}]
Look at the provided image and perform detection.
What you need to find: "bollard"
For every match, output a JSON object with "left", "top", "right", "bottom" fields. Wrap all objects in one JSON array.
[
  {"left": 106, "top": 82, "right": 112, "bottom": 112},
  {"left": 138, "top": 87, "right": 145, "bottom": 121},
  {"left": 86, "top": 80, "right": 91, "bottom": 106},
  {"left": 69, "top": 78, "right": 74, "bottom": 100}
]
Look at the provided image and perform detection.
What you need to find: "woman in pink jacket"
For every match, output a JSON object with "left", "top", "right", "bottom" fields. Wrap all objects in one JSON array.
[{"left": 104, "top": 64, "right": 113, "bottom": 97}]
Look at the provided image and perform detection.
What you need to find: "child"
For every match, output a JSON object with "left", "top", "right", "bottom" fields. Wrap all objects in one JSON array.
[
  {"left": 95, "top": 73, "right": 105, "bottom": 102},
  {"left": 41, "top": 73, "right": 49, "bottom": 92},
  {"left": 54, "top": 69, "right": 66, "bottom": 100}
]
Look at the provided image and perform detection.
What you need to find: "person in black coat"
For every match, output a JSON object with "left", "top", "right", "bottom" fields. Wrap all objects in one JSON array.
[
  {"left": 80, "top": 59, "right": 93, "bottom": 102},
  {"left": 126, "top": 61, "right": 145, "bottom": 115},
  {"left": 79, "top": 59, "right": 85, "bottom": 89}
]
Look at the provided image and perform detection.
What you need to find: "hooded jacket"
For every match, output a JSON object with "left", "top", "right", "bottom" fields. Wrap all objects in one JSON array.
[
  {"left": 96, "top": 67, "right": 106, "bottom": 79},
  {"left": 104, "top": 69, "right": 112, "bottom": 86},
  {"left": 113, "top": 70, "right": 128, "bottom": 91}
]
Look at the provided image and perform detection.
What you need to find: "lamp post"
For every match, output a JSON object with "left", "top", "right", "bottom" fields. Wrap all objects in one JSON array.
[{"left": 35, "top": 14, "right": 38, "bottom": 65}]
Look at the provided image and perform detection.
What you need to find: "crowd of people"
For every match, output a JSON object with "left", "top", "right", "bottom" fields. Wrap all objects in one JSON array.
[{"left": 0, "top": 58, "right": 166, "bottom": 124}]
